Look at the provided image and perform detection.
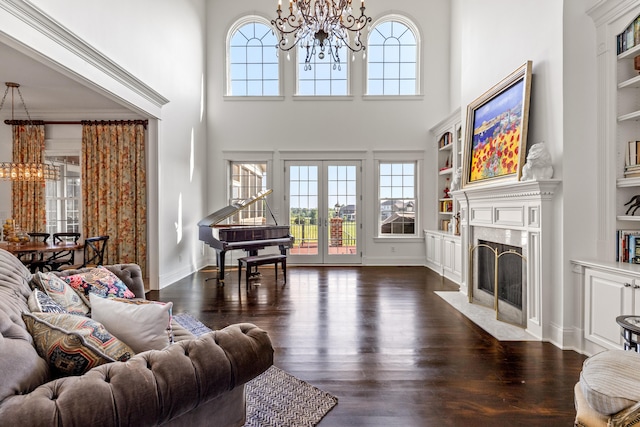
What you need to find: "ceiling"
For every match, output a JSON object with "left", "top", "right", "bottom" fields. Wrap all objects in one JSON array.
[{"left": 0, "top": 41, "right": 141, "bottom": 122}]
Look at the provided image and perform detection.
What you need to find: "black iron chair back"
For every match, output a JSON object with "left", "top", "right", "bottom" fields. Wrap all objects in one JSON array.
[
  {"left": 83, "top": 235, "right": 109, "bottom": 267},
  {"left": 47, "top": 232, "right": 81, "bottom": 270}
]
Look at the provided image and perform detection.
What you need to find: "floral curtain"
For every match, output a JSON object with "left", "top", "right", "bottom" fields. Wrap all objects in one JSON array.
[
  {"left": 11, "top": 124, "right": 46, "bottom": 232},
  {"left": 81, "top": 122, "right": 147, "bottom": 275}
]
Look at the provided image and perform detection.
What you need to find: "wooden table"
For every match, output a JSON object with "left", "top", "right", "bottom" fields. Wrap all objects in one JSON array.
[{"left": 0, "top": 241, "right": 83, "bottom": 271}]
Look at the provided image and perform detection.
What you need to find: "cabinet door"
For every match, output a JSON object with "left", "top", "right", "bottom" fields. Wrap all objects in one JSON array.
[
  {"left": 453, "top": 238, "right": 463, "bottom": 277},
  {"left": 425, "top": 232, "right": 442, "bottom": 266},
  {"left": 584, "top": 268, "right": 634, "bottom": 349},
  {"left": 442, "top": 238, "right": 454, "bottom": 273}
]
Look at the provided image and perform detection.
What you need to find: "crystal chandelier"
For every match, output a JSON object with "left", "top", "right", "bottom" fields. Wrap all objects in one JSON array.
[
  {"left": 272, "top": 0, "right": 371, "bottom": 69},
  {"left": 0, "top": 82, "right": 59, "bottom": 182}
]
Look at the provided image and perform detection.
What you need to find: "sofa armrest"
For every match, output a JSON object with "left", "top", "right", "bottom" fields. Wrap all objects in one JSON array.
[
  {"left": 52, "top": 263, "right": 146, "bottom": 299},
  {"left": 0, "top": 323, "right": 273, "bottom": 427}
]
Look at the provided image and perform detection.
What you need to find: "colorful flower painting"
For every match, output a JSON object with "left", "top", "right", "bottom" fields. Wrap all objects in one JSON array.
[{"left": 463, "top": 62, "right": 532, "bottom": 187}]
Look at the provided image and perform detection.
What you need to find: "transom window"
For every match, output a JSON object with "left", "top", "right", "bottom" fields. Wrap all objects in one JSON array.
[
  {"left": 378, "top": 162, "right": 416, "bottom": 235},
  {"left": 297, "top": 44, "right": 348, "bottom": 96},
  {"left": 227, "top": 18, "right": 280, "bottom": 96},
  {"left": 367, "top": 18, "right": 419, "bottom": 96}
]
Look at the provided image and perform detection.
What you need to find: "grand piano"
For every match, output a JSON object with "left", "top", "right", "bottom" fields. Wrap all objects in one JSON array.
[{"left": 198, "top": 189, "right": 294, "bottom": 282}]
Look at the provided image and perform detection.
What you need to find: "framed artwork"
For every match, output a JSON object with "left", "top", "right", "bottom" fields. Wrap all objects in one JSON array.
[{"left": 462, "top": 61, "right": 533, "bottom": 188}]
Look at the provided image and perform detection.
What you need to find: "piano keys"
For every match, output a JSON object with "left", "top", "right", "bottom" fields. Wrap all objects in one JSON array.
[{"left": 198, "top": 189, "right": 294, "bottom": 282}]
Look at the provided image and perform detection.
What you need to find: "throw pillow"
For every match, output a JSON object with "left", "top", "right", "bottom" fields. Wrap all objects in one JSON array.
[
  {"left": 62, "top": 266, "right": 136, "bottom": 305},
  {"left": 90, "top": 294, "right": 173, "bottom": 353},
  {"left": 22, "top": 312, "right": 134, "bottom": 376},
  {"left": 30, "top": 272, "right": 90, "bottom": 316},
  {"left": 27, "top": 289, "right": 67, "bottom": 314}
]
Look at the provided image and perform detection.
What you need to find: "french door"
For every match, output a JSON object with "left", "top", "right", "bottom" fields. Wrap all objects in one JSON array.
[{"left": 285, "top": 161, "right": 361, "bottom": 264}]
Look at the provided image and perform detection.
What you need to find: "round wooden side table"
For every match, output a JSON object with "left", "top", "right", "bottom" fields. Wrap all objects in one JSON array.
[{"left": 616, "top": 315, "right": 640, "bottom": 352}]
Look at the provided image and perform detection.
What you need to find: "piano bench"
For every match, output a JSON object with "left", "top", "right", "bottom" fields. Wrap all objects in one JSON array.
[{"left": 238, "top": 254, "right": 287, "bottom": 289}]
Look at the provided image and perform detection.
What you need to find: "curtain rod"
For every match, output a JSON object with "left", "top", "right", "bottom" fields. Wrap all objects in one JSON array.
[{"left": 4, "top": 119, "right": 148, "bottom": 129}]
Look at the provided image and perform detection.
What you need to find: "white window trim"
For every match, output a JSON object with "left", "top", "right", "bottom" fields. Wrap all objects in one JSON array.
[
  {"left": 364, "top": 13, "right": 423, "bottom": 97},
  {"left": 44, "top": 144, "right": 83, "bottom": 235},
  {"left": 373, "top": 151, "right": 422, "bottom": 239},
  {"left": 225, "top": 15, "right": 283, "bottom": 98}
]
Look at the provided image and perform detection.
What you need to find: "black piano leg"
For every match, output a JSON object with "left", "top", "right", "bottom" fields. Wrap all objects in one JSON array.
[{"left": 205, "top": 251, "right": 226, "bottom": 285}]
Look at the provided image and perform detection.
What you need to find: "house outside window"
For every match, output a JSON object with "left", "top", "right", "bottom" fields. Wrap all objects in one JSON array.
[{"left": 378, "top": 162, "right": 417, "bottom": 235}]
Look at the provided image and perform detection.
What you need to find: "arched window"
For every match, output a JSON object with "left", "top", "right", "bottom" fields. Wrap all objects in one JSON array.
[
  {"left": 367, "top": 16, "right": 420, "bottom": 96},
  {"left": 227, "top": 17, "right": 280, "bottom": 96},
  {"left": 297, "top": 44, "right": 349, "bottom": 96}
]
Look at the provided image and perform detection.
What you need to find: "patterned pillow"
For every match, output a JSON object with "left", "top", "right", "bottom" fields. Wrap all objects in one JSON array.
[
  {"left": 30, "top": 272, "right": 90, "bottom": 316},
  {"left": 22, "top": 312, "right": 135, "bottom": 376},
  {"left": 27, "top": 289, "right": 67, "bottom": 314},
  {"left": 62, "top": 266, "right": 136, "bottom": 304},
  {"left": 90, "top": 294, "right": 173, "bottom": 352}
]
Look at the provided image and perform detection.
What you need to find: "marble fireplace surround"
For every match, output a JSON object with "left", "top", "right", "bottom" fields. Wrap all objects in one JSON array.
[{"left": 453, "top": 179, "right": 560, "bottom": 340}]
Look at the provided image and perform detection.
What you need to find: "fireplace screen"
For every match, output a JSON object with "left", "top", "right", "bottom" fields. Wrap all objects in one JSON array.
[
  {"left": 472, "top": 239, "right": 526, "bottom": 325},
  {"left": 476, "top": 240, "right": 524, "bottom": 310}
]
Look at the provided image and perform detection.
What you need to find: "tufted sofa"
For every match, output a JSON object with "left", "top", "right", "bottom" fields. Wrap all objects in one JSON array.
[{"left": 0, "top": 247, "right": 273, "bottom": 426}]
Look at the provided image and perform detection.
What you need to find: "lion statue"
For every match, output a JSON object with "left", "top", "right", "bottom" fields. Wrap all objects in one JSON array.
[{"left": 521, "top": 142, "right": 553, "bottom": 181}]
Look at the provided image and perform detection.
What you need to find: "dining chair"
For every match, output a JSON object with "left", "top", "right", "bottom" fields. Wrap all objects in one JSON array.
[
  {"left": 22, "top": 232, "right": 50, "bottom": 273},
  {"left": 58, "top": 235, "right": 109, "bottom": 270},
  {"left": 47, "top": 232, "right": 81, "bottom": 271}
]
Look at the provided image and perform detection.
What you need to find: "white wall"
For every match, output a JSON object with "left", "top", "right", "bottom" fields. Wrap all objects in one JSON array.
[
  {"left": 206, "top": 0, "right": 451, "bottom": 266},
  {"left": 459, "top": 0, "right": 599, "bottom": 348},
  {"left": 17, "top": 0, "right": 209, "bottom": 288}
]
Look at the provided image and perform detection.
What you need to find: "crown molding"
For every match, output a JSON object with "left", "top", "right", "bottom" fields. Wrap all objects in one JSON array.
[{"left": 0, "top": 0, "right": 169, "bottom": 108}]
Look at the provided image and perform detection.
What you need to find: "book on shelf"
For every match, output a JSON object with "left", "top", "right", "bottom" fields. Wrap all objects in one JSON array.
[
  {"left": 438, "top": 132, "right": 452, "bottom": 149},
  {"left": 617, "top": 16, "right": 640, "bottom": 55},
  {"left": 616, "top": 230, "right": 640, "bottom": 263},
  {"left": 624, "top": 141, "right": 640, "bottom": 177},
  {"left": 439, "top": 199, "right": 453, "bottom": 213}
]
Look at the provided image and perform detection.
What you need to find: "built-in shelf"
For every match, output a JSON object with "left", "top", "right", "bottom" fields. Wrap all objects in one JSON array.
[
  {"left": 617, "top": 215, "right": 640, "bottom": 221},
  {"left": 617, "top": 177, "right": 640, "bottom": 187},
  {"left": 439, "top": 168, "right": 453, "bottom": 175},
  {"left": 618, "top": 74, "right": 640, "bottom": 89},
  {"left": 618, "top": 110, "right": 640, "bottom": 122}
]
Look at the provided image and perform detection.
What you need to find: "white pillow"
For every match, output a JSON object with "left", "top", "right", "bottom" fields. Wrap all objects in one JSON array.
[{"left": 89, "top": 294, "right": 173, "bottom": 353}]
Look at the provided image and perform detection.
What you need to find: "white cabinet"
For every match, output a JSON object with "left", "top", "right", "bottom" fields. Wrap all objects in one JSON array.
[
  {"left": 425, "top": 231, "right": 442, "bottom": 269},
  {"left": 583, "top": 266, "right": 640, "bottom": 350},
  {"left": 424, "top": 230, "right": 461, "bottom": 284},
  {"left": 442, "top": 235, "right": 462, "bottom": 283}
]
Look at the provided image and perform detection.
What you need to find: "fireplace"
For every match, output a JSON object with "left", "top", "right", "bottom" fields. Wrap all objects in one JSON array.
[
  {"left": 474, "top": 238, "right": 526, "bottom": 327},
  {"left": 455, "top": 179, "right": 559, "bottom": 340}
]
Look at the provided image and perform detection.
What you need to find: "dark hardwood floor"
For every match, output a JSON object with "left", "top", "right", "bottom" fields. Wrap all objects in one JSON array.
[{"left": 148, "top": 265, "right": 586, "bottom": 426}]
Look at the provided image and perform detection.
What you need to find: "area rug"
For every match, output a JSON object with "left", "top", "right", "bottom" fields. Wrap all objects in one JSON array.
[{"left": 173, "top": 313, "right": 338, "bottom": 426}]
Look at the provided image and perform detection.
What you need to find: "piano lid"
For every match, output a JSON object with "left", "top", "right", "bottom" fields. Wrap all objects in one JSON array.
[{"left": 198, "top": 189, "right": 273, "bottom": 227}]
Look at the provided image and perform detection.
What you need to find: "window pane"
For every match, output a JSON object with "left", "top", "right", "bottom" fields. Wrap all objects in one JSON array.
[
  {"left": 228, "top": 162, "right": 268, "bottom": 224},
  {"left": 367, "top": 20, "right": 417, "bottom": 96},
  {"left": 228, "top": 21, "right": 280, "bottom": 96},
  {"left": 378, "top": 162, "right": 417, "bottom": 235}
]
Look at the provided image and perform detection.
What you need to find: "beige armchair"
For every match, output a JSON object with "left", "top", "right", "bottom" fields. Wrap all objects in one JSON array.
[{"left": 575, "top": 350, "right": 640, "bottom": 426}]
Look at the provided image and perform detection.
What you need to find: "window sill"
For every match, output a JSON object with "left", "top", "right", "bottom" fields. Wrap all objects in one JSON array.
[
  {"left": 373, "top": 236, "right": 424, "bottom": 243},
  {"left": 363, "top": 95, "right": 424, "bottom": 101},
  {"left": 293, "top": 95, "right": 354, "bottom": 101},
  {"left": 223, "top": 95, "right": 285, "bottom": 101}
]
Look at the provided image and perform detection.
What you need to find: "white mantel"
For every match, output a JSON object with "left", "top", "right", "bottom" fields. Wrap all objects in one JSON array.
[{"left": 452, "top": 179, "right": 561, "bottom": 340}]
